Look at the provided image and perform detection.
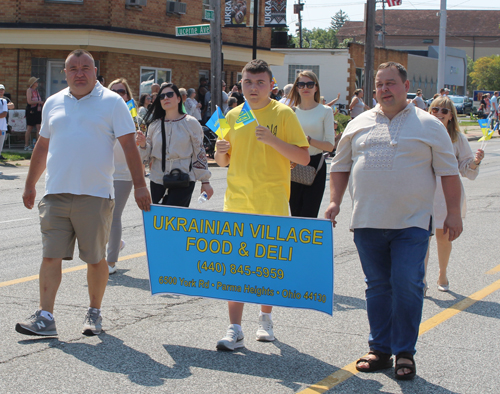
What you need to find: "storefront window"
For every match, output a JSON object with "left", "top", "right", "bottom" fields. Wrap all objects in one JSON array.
[{"left": 140, "top": 67, "right": 172, "bottom": 95}]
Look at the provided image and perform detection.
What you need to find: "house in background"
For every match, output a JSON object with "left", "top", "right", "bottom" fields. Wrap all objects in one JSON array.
[{"left": 337, "top": 10, "right": 500, "bottom": 61}]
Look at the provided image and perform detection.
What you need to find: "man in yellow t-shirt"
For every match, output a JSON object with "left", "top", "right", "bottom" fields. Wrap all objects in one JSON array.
[{"left": 215, "top": 59, "right": 309, "bottom": 351}]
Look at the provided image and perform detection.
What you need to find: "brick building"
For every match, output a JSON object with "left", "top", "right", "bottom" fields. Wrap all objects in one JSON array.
[
  {"left": 0, "top": 0, "right": 284, "bottom": 107},
  {"left": 337, "top": 10, "right": 500, "bottom": 61}
]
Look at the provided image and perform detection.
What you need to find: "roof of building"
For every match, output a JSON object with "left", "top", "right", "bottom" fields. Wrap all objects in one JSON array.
[{"left": 338, "top": 10, "right": 500, "bottom": 39}]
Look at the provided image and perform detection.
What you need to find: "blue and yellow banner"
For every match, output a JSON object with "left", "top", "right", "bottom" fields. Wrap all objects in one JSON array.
[
  {"left": 205, "top": 106, "right": 230, "bottom": 138},
  {"left": 127, "top": 99, "right": 137, "bottom": 118},
  {"left": 234, "top": 101, "right": 257, "bottom": 130},
  {"left": 143, "top": 205, "right": 334, "bottom": 315}
]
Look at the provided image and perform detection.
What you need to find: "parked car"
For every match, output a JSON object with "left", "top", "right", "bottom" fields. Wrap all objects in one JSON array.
[{"left": 449, "top": 95, "right": 473, "bottom": 115}]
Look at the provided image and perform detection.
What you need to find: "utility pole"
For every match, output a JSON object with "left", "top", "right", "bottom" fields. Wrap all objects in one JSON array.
[
  {"left": 364, "top": 0, "right": 376, "bottom": 108},
  {"left": 437, "top": 0, "right": 447, "bottom": 94},
  {"left": 381, "top": 0, "right": 386, "bottom": 48},
  {"left": 210, "top": 0, "right": 222, "bottom": 113},
  {"left": 252, "top": 0, "right": 259, "bottom": 59},
  {"left": 294, "top": 1, "right": 304, "bottom": 49}
]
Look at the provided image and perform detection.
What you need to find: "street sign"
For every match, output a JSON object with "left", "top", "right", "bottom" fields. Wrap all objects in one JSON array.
[
  {"left": 175, "top": 24, "right": 211, "bottom": 37},
  {"left": 204, "top": 9, "right": 215, "bottom": 21}
]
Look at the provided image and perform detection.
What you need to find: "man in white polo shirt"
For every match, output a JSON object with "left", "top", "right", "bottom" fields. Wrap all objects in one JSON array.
[
  {"left": 16, "top": 49, "right": 151, "bottom": 337},
  {"left": 326, "top": 62, "right": 462, "bottom": 380}
]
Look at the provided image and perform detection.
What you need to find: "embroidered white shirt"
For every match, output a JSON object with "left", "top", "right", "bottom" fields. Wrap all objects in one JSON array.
[{"left": 331, "top": 104, "right": 459, "bottom": 230}]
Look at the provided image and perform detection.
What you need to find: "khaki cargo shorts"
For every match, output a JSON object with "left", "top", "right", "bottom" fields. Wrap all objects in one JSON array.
[{"left": 39, "top": 193, "right": 114, "bottom": 264}]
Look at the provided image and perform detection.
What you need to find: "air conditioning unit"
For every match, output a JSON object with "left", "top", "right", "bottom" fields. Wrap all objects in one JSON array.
[
  {"left": 166, "top": 1, "right": 187, "bottom": 14},
  {"left": 126, "top": 0, "right": 147, "bottom": 6}
]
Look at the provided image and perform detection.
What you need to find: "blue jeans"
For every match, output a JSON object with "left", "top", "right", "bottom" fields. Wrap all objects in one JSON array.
[{"left": 353, "top": 226, "right": 431, "bottom": 356}]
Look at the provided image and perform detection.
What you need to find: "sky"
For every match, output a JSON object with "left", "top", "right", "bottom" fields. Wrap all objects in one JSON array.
[{"left": 286, "top": 0, "right": 497, "bottom": 33}]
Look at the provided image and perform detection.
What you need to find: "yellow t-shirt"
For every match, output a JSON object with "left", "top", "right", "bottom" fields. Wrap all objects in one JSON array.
[{"left": 223, "top": 99, "right": 308, "bottom": 216}]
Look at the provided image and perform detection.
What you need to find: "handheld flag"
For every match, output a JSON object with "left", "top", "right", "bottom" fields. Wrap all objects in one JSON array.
[
  {"left": 272, "top": 76, "right": 278, "bottom": 89},
  {"left": 234, "top": 101, "right": 258, "bottom": 129},
  {"left": 126, "top": 99, "right": 138, "bottom": 118},
  {"left": 205, "top": 106, "right": 230, "bottom": 138},
  {"left": 477, "top": 119, "right": 494, "bottom": 149}
]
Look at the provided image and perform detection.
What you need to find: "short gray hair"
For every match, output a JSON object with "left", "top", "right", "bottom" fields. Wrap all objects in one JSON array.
[{"left": 283, "top": 84, "right": 293, "bottom": 97}]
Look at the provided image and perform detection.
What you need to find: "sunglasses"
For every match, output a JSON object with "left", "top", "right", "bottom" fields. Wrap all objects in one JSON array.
[
  {"left": 297, "top": 81, "right": 316, "bottom": 89},
  {"left": 159, "top": 91, "right": 175, "bottom": 100},
  {"left": 431, "top": 107, "right": 450, "bottom": 115},
  {"left": 112, "top": 89, "right": 127, "bottom": 96}
]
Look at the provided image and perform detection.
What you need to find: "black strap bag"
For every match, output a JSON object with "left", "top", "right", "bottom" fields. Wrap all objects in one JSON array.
[{"left": 161, "top": 117, "right": 191, "bottom": 189}]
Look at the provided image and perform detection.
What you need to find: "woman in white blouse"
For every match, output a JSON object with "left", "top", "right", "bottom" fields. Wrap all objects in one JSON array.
[
  {"left": 288, "top": 71, "right": 335, "bottom": 217},
  {"left": 425, "top": 96, "right": 484, "bottom": 294},
  {"left": 136, "top": 83, "right": 213, "bottom": 206}
]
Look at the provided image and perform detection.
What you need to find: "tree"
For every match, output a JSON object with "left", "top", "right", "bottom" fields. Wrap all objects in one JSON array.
[
  {"left": 470, "top": 55, "right": 500, "bottom": 90},
  {"left": 291, "top": 28, "right": 338, "bottom": 49},
  {"left": 330, "top": 10, "right": 349, "bottom": 32},
  {"left": 466, "top": 55, "right": 476, "bottom": 95}
]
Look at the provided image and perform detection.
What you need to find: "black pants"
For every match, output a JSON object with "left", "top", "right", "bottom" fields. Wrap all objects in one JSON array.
[
  {"left": 150, "top": 181, "right": 196, "bottom": 207},
  {"left": 289, "top": 153, "right": 327, "bottom": 218}
]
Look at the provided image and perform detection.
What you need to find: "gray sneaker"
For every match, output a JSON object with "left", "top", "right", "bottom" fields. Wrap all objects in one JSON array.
[
  {"left": 15, "top": 310, "right": 58, "bottom": 336},
  {"left": 256, "top": 314, "right": 275, "bottom": 342},
  {"left": 216, "top": 324, "right": 245, "bottom": 351},
  {"left": 82, "top": 308, "right": 103, "bottom": 336}
]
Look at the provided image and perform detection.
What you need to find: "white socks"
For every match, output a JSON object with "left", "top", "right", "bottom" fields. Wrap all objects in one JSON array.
[
  {"left": 259, "top": 311, "right": 272, "bottom": 320},
  {"left": 40, "top": 310, "right": 54, "bottom": 320}
]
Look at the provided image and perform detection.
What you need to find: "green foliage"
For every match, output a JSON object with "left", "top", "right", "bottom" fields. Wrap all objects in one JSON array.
[
  {"left": 0, "top": 151, "right": 32, "bottom": 161},
  {"left": 338, "top": 37, "right": 353, "bottom": 48},
  {"left": 291, "top": 28, "right": 338, "bottom": 49},
  {"left": 466, "top": 55, "right": 476, "bottom": 94},
  {"left": 469, "top": 55, "right": 500, "bottom": 90},
  {"left": 335, "top": 113, "right": 350, "bottom": 132},
  {"left": 330, "top": 10, "right": 349, "bottom": 32}
]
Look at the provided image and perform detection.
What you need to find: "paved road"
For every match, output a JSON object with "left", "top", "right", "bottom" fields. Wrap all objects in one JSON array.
[{"left": 1, "top": 139, "right": 499, "bottom": 393}]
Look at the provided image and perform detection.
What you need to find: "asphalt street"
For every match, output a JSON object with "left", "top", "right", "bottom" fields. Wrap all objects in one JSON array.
[{"left": 1, "top": 138, "right": 499, "bottom": 394}]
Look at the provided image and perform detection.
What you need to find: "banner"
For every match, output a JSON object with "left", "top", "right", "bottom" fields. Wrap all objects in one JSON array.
[
  {"left": 143, "top": 205, "right": 334, "bottom": 315},
  {"left": 264, "top": 0, "right": 286, "bottom": 27},
  {"left": 225, "top": 0, "right": 247, "bottom": 27}
]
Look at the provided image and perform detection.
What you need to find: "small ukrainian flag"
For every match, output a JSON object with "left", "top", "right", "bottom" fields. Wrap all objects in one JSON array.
[
  {"left": 234, "top": 101, "right": 257, "bottom": 130},
  {"left": 206, "top": 106, "right": 230, "bottom": 138},
  {"left": 126, "top": 99, "right": 138, "bottom": 118}
]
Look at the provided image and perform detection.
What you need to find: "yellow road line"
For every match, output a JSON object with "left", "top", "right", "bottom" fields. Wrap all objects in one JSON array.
[
  {"left": 0, "top": 252, "right": 146, "bottom": 288},
  {"left": 298, "top": 277, "right": 500, "bottom": 394},
  {"left": 486, "top": 264, "right": 500, "bottom": 274}
]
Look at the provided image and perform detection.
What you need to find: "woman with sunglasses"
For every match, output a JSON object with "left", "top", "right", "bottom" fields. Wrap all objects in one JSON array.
[
  {"left": 425, "top": 97, "right": 484, "bottom": 294},
  {"left": 288, "top": 71, "right": 335, "bottom": 218},
  {"left": 136, "top": 83, "right": 213, "bottom": 206},
  {"left": 106, "top": 78, "right": 137, "bottom": 274}
]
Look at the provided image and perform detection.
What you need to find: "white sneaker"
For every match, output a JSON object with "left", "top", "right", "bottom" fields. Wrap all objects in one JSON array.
[
  {"left": 216, "top": 324, "right": 245, "bottom": 351},
  {"left": 256, "top": 315, "right": 275, "bottom": 342},
  {"left": 120, "top": 240, "right": 126, "bottom": 251},
  {"left": 108, "top": 264, "right": 117, "bottom": 275}
]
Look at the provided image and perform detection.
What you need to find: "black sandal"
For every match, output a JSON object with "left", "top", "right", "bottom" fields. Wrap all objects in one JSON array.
[
  {"left": 356, "top": 350, "right": 393, "bottom": 373},
  {"left": 395, "top": 352, "right": 417, "bottom": 380}
]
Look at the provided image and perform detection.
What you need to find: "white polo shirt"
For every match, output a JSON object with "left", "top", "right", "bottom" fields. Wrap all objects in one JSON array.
[
  {"left": 40, "top": 82, "right": 135, "bottom": 199},
  {"left": 0, "top": 98, "right": 8, "bottom": 131},
  {"left": 332, "top": 104, "right": 459, "bottom": 231}
]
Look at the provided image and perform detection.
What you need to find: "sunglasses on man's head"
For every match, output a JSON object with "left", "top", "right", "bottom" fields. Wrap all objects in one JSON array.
[
  {"left": 297, "top": 81, "right": 316, "bottom": 89},
  {"left": 431, "top": 107, "right": 450, "bottom": 115},
  {"left": 112, "top": 89, "right": 127, "bottom": 96},
  {"left": 159, "top": 91, "right": 175, "bottom": 100}
]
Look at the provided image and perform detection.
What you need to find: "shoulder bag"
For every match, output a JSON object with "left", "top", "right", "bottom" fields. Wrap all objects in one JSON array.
[
  {"left": 161, "top": 117, "right": 191, "bottom": 189},
  {"left": 291, "top": 153, "right": 328, "bottom": 186}
]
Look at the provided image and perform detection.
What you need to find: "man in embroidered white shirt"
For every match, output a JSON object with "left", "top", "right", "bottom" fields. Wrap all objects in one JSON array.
[{"left": 325, "top": 62, "right": 463, "bottom": 380}]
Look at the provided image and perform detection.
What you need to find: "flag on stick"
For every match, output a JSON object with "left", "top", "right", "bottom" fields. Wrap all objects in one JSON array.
[
  {"left": 205, "top": 106, "right": 230, "bottom": 138},
  {"left": 127, "top": 99, "right": 138, "bottom": 118},
  {"left": 234, "top": 101, "right": 258, "bottom": 129},
  {"left": 477, "top": 119, "right": 494, "bottom": 149},
  {"left": 386, "top": 0, "right": 402, "bottom": 6}
]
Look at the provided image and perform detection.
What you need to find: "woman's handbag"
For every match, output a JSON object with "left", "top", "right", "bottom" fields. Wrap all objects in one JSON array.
[
  {"left": 162, "top": 168, "right": 190, "bottom": 189},
  {"left": 161, "top": 117, "right": 191, "bottom": 188},
  {"left": 291, "top": 153, "right": 327, "bottom": 186}
]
